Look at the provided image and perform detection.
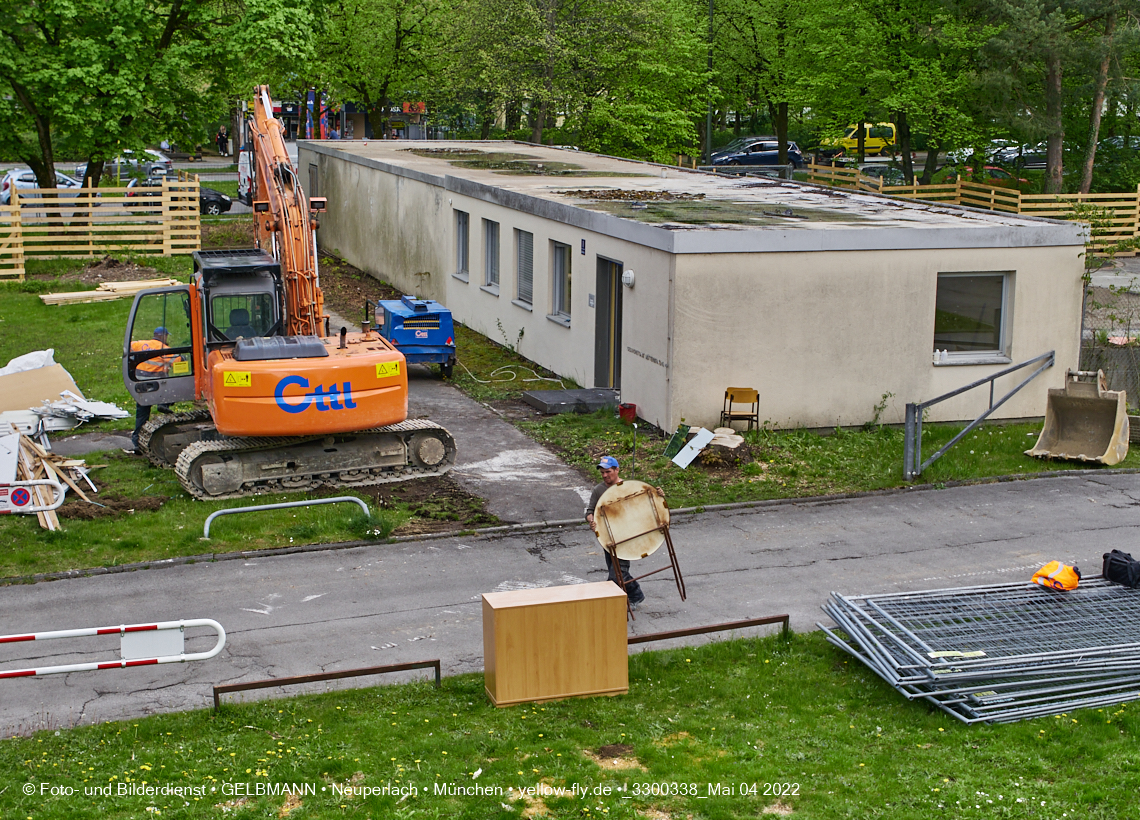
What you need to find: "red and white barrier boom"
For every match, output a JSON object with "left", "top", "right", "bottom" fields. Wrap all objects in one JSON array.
[{"left": 0, "top": 619, "right": 226, "bottom": 679}]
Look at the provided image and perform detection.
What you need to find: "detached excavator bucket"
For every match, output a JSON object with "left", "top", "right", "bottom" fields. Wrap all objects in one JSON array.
[{"left": 1026, "top": 370, "right": 1130, "bottom": 465}]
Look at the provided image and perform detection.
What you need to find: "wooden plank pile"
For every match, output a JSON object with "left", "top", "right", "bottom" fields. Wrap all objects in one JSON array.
[
  {"left": 39, "top": 278, "right": 178, "bottom": 306},
  {"left": 10, "top": 432, "right": 99, "bottom": 531}
]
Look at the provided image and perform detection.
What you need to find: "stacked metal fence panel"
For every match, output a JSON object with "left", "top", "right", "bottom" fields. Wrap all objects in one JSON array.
[{"left": 819, "top": 579, "right": 1140, "bottom": 724}]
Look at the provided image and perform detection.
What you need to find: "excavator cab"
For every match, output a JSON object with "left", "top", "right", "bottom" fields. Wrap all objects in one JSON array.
[{"left": 193, "top": 249, "right": 283, "bottom": 344}]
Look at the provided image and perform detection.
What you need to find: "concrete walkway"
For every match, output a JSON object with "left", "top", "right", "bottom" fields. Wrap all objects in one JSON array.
[{"left": 406, "top": 367, "right": 591, "bottom": 523}]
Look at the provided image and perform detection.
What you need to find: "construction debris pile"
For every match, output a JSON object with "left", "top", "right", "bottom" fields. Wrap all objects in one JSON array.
[
  {"left": 1, "top": 426, "right": 100, "bottom": 531},
  {"left": 0, "top": 350, "right": 128, "bottom": 435},
  {"left": 820, "top": 578, "right": 1140, "bottom": 724},
  {"left": 35, "top": 390, "right": 129, "bottom": 430}
]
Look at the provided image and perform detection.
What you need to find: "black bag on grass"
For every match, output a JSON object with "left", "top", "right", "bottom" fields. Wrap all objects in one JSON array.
[{"left": 1102, "top": 550, "right": 1140, "bottom": 588}]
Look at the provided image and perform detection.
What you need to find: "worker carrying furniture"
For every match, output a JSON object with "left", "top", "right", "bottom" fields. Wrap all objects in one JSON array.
[
  {"left": 126, "top": 327, "right": 174, "bottom": 454},
  {"left": 586, "top": 456, "right": 645, "bottom": 607}
]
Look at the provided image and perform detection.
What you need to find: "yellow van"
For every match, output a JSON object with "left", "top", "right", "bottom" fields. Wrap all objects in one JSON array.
[{"left": 838, "top": 122, "right": 897, "bottom": 156}]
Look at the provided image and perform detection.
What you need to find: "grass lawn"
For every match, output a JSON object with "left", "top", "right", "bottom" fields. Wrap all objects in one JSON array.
[
  {"left": 1, "top": 631, "right": 1135, "bottom": 819},
  {"left": 3, "top": 249, "right": 1137, "bottom": 578},
  {"left": 520, "top": 410, "right": 1140, "bottom": 509}
]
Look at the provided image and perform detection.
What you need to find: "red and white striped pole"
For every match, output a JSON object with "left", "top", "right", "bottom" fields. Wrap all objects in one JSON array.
[{"left": 0, "top": 619, "right": 226, "bottom": 679}]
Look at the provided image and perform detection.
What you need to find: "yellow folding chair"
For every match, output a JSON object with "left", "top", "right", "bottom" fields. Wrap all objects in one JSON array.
[{"left": 720, "top": 387, "right": 760, "bottom": 432}]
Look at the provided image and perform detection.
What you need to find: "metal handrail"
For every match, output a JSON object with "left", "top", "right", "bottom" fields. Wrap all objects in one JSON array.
[
  {"left": 903, "top": 350, "right": 1055, "bottom": 480},
  {"left": 204, "top": 496, "right": 370, "bottom": 538}
]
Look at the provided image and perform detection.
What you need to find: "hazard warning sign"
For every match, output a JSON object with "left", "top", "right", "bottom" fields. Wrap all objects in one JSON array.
[
  {"left": 375, "top": 362, "right": 401, "bottom": 379},
  {"left": 224, "top": 371, "right": 252, "bottom": 388}
]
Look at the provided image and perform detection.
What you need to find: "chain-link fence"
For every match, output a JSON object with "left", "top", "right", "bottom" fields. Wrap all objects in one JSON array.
[{"left": 1082, "top": 283, "right": 1140, "bottom": 411}]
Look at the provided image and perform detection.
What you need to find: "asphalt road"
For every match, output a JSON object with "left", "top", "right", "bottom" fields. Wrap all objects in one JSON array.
[{"left": 1, "top": 471, "right": 1135, "bottom": 736}]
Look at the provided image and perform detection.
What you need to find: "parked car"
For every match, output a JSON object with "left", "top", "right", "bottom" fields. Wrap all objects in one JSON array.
[
  {"left": 126, "top": 177, "right": 233, "bottom": 214},
  {"left": 940, "top": 165, "right": 1028, "bottom": 187},
  {"left": 0, "top": 168, "right": 84, "bottom": 204},
  {"left": 859, "top": 165, "right": 906, "bottom": 185},
  {"left": 1100, "top": 135, "right": 1140, "bottom": 151},
  {"left": 991, "top": 143, "right": 1047, "bottom": 170},
  {"left": 711, "top": 138, "right": 805, "bottom": 169},
  {"left": 945, "top": 140, "right": 1019, "bottom": 165},
  {"left": 75, "top": 149, "right": 174, "bottom": 182},
  {"left": 822, "top": 123, "right": 897, "bottom": 156}
]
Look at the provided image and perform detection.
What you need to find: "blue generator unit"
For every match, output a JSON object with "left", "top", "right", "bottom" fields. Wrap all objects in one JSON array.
[{"left": 375, "top": 295, "right": 457, "bottom": 378}]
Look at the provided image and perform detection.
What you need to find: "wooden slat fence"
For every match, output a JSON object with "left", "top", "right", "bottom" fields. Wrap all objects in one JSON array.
[
  {"left": 1, "top": 178, "right": 200, "bottom": 280},
  {"left": 0, "top": 200, "right": 24, "bottom": 281},
  {"left": 804, "top": 162, "right": 1140, "bottom": 256}
]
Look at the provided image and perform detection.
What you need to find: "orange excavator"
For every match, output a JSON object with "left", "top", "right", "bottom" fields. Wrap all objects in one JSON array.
[{"left": 121, "top": 86, "right": 454, "bottom": 499}]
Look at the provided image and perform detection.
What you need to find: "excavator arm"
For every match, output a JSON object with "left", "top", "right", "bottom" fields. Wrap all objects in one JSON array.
[{"left": 248, "top": 85, "right": 326, "bottom": 337}]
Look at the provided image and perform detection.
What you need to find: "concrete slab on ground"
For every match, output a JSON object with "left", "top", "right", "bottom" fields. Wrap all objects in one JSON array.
[
  {"left": 407, "top": 366, "right": 591, "bottom": 523},
  {"left": 522, "top": 388, "right": 619, "bottom": 414},
  {"left": 51, "top": 431, "right": 132, "bottom": 457}
]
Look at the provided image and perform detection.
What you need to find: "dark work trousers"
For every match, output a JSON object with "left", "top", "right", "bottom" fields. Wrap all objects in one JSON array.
[
  {"left": 133, "top": 403, "right": 171, "bottom": 450},
  {"left": 605, "top": 550, "right": 644, "bottom": 602}
]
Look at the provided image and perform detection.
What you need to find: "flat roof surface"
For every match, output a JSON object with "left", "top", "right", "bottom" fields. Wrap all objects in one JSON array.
[{"left": 301, "top": 140, "right": 1086, "bottom": 253}]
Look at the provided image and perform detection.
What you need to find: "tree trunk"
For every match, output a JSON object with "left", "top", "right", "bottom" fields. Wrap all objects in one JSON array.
[
  {"left": 530, "top": 100, "right": 546, "bottom": 144},
  {"left": 10, "top": 82, "right": 55, "bottom": 191},
  {"left": 767, "top": 100, "right": 789, "bottom": 165},
  {"left": 920, "top": 140, "right": 940, "bottom": 185},
  {"left": 82, "top": 159, "right": 106, "bottom": 190},
  {"left": 1045, "top": 52, "right": 1064, "bottom": 194},
  {"left": 505, "top": 100, "right": 521, "bottom": 131},
  {"left": 856, "top": 120, "right": 866, "bottom": 163},
  {"left": 478, "top": 91, "right": 495, "bottom": 139},
  {"left": 1080, "top": 10, "right": 1115, "bottom": 194},
  {"left": 896, "top": 110, "right": 913, "bottom": 184}
]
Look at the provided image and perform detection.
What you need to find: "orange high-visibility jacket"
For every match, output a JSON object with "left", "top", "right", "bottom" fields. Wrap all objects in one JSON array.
[
  {"left": 1032, "top": 561, "right": 1081, "bottom": 591},
  {"left": 131, "top": 339, "right": 174, "bottom": 375}
]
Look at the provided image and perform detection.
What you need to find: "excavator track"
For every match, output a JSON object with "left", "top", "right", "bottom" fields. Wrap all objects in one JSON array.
[
  {"left": 139, "top": 409, "right": 215, "bottom": 468},
  {"left": 173, "top": 419, "right": 455, "bottom": 501}
]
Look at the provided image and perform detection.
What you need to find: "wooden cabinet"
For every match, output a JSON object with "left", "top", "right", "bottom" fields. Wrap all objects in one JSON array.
[{"left": 483, "top": 582, "right": 628, "bottom": 707}]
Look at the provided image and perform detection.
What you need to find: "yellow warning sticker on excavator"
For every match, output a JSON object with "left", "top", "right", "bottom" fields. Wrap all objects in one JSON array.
[
  {"left": 172, "top": 360, "right": 189, "bottom": 375},
  {"left": 376, "top": 362, "right": 401, "bottom": 379},
  {"left": 224, "top": 371, "right": 252, "bottom": 388}
]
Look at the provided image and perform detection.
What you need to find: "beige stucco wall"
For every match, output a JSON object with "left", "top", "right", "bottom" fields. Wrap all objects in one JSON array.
[
  {"left": 303, "top": 147, "right": 450, "bottom": 304},
  {"left": 442, "top": 193, "right": 675, "bottom": 429},
  {"left": 670, "top": 245, "right": 1085, "bottom": 431},
  {"left": 300, "top": 144, "right": 676, "bottom": 429}
]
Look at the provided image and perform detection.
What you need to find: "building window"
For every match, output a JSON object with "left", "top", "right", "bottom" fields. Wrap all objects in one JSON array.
[
  {"left": 934, "top": 272, "right": 1009, "bottom": 358},
  {"left": 551, "top": 241, "right": 571, "bottom": 319},
  {"left": 455, "top": 210, "right": 469, "bottom": 279},
  {"left": 516, "top": 229, "right": 533, "bottom": 305},
  {"left": 484, "top": 219, "right": 499, "bottom": 289}
]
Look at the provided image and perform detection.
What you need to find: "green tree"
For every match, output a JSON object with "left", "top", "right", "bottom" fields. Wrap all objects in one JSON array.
[
  {"left": 439, "top": 0, "right": 704, "bottom": 159},
  {"left": 0, "top": 0, "right": 315, "bottom": 189},
  {"left": 316, "top": 0, "right": 440, "bottom": 140},
  {"left": 979, "top": 0, "right": 1124, "bottom": 193}
]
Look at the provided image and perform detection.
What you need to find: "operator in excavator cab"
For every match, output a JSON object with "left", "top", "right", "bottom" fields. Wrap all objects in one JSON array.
[{"left": 126, "top": 327, "right": 175, "bottom": 454}]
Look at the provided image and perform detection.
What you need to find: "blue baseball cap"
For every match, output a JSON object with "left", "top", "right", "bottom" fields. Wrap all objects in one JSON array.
[
  {"left": 598, "top": 456, "right": 619, "bottom": 470},
  {"left": 154, "top": 326, "right": 168, "bottom": 336}
]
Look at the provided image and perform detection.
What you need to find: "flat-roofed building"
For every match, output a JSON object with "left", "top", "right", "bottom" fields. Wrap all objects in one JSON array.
[{"left": 298, "top": 140, "right": 1086, "bottom": 432}]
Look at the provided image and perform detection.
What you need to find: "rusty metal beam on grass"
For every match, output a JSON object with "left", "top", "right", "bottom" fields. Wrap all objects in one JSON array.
[
  {"left": 627, "top": 615, "right": 789, "bottom": 646},
  {"left": 213, "top": 659, "right": 441, "bottom": 711}
]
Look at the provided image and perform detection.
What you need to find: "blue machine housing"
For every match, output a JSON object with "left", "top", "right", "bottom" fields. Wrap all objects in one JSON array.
[{"left": 375, "top": 295, "right": 457, "bottom": 377}]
